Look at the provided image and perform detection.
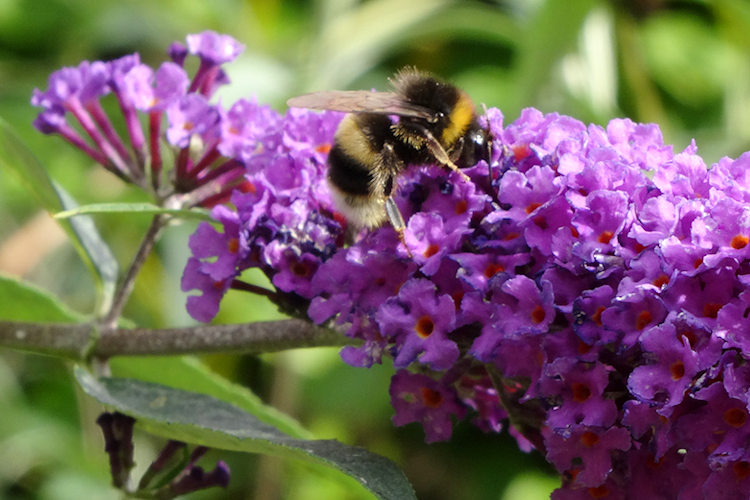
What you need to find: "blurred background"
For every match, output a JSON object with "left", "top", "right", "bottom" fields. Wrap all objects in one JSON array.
[{"left": 2, "top": 0, "right": 750, "bottom": 498}]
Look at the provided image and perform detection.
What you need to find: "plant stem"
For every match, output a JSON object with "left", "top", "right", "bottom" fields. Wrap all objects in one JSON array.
[
  {"left": 103, "top": 214, "right": 168, "bottom": 328},
  {"left": 486, "top": 364, "right": 546, "bottom": 454},
  {"left": 0, "top": 319, "right": 352, "bottom": 360}
]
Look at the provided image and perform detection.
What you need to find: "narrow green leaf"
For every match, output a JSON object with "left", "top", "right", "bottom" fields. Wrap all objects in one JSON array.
[
  {"left": 0, "top": 119, "right": 119, "bottom": 312},
  {"left": 0, "top": 274, "right": 85, "bottom": 322},
  {"left": 76, "top": 368, "right": 415, "bottom": 500},
  {"left": 0, "top": 119, "right": 63, "bottom": 211},
  {"left": 54, "top": 203, "right": 212, "bottom": 221},
  {"left": 55, "top": 187, "right": 119, "bottom": 313},
  {"left": 307, "top": 0, "right": 451, "bottom": 89},
  {"left": 109, "top": 356, "right": 311, "bottom": 439},
  {"left": 641, "top": 14, "right": 734, "bottom": 105},
  {"left": 510, "top": 0, "right": 596, "bottom": 115}
]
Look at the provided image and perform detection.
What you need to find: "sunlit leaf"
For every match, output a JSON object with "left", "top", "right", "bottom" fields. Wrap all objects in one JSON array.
[
  {"left": 54, "top": 202, "right": 212, "bottom": 222},
  {"left": 641, "top": 14, "right": 735, "bottom": 106},
  {"left": 510, "top": 0, "right": 596, "bottom": 115},
  {"left": 0, "top": 274, "right": 84, "bottom": 322},
  {"left": 305, "top": 0, "right": 451, "bottom": 90},
  {"left": 0, "top": 119, "right": 118, "bottom": 313}
]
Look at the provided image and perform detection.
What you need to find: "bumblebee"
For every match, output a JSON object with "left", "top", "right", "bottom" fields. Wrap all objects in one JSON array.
[{"left": 287, "top": 67, "right": 489, "bottom": 242}]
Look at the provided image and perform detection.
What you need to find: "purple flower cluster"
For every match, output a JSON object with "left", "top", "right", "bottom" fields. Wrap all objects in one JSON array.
[
  {"left": 31, "top": 31, "right": 255, "bottom": 205},
  {"left": 35, "top": 31, "right": 750, "bottom": 499},
  {"left": 181, "top": 105, "right": 344, "bottom": 321},
  {"left": 185, "top": 99, "right": 750, "bottom": 497}
]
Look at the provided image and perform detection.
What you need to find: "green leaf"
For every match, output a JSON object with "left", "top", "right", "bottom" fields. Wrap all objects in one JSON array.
[
  {"left": 54, "top": 203, "right": 212, "bottom": 222},
  {"left": 305, "top": 0, "right": 451, "bottom": 90},
  {"left": 510, "top": 0, "right": 596, "bottom": 116},
  {"left": 0, "top": 274, "right": 85, "bottom": 322},
  {"left": 76, "top": 368, "right": 415, "bottom": 500},
  {"left": 109, "top": 356, "right": 310, "bottom": 439},
  {"left": 641, "top": 14, "right": 736, "bottom": 106},
  {"left": 0, "top": 118, "right": 118, "bottom": 313}
]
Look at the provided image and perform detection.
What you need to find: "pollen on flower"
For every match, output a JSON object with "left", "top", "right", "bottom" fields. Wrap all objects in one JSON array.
[
  {"left": 678, "top": 329, "right": 698, "bottom": 349},
  {"left": 702, "top": 302, "right": 722, "bottom": 318},
  {"left": 635, "top": 310, "right": 652, "bottom": 330},
  {"left": 510, "top": 143, "right": 531, "bottom": 161},
  {"left": 451, "top": 291, "right": 463, "bottom": 311},
  {"left": 731, "top": 234, "right": 749, "bottom": 250},
  {"left": 454, "top": 199, "right": 468, "bottom": 215},
  {"left": 669, "top": 360, "right": 685, "bottom": 380},
  {"left": 420, "top": 386, "right": 443, "bottom": 408},
  {"left": 723, "top": 407, "right": 748, "bottom": 428},
  {"left": 571, "top": 382, "right": 592, "bottom": 402},
  {"left": 212, "top": 279, "right": 226, "bottom": 290},
  {"left": 577, "top": 340, "right": 592, "bottom": 355},
  {"left": 653, "top": 274, "right": 669, "bottom": 288},
  {"left": 484, "top": 262, "right": 504, "bottom": 278},
  {"left": 645, "top": 454, "right": 663, "bottom": 470},
  {"left": 332, "top": 211, "right": 348, "bottom": 228},
  {"left": 587, "top": 485, "right": 610, "bottom": 499},
  {"left": 733, "top": 461, "right": 750, "bottom": 480},
  {"left": 291, "top": 261, "right": 312, "bottom": 278},
  {"left": 237, "top": 180, "right": 257, "bottom": 194},
  {"left": 532, "top": 215, "right": 548, "bottom": 229},
  {"left": 183, "top": 121, "right": 194, "bottom": 131},
  {"left": 598, "top": 231, "right": 614, "bottom": 244},
  {"left": 526, "top": 202, "right": 541, "bottom": 214},
  {"left": 415, "top": 315, "right": 435, "bottom": 338},
  {"left": 423, "top": 244, "right": 440, "bottom": 258},
  {"left": 227, "top": 237, "right": 239, "bottom": 253},
  {"left": 580, "top": 431, "right": 599, "bottom": 447},
  {"left": 315, "top": 143, "right": 332, "bottom": 154},
  {"left": 569, "top": 225, "right": 580, "bottom": 238},
  {"left": 531, "top": 304, "right": 546, "bottom": 324},
  {"left": 592, "top": 306, "right": 605, "bottom": 327},
  {"left": 567, "top": 468, "right": 581, "bottom": 482}
]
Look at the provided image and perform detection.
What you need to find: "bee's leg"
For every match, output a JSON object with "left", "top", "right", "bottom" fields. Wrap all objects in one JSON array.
[
  {"left": 379, "top": 143, "right": 412, "bottom": 257},
  {"left": 385, "top": 196, "right": 412, "bottom": 257},
  {"left": 344, "top": 224, "right": 359, "bottom": 246},
  {"left": 449, "top": 136, "right": 465, "bottom": 163},
  {"left": 415, "top": 127, "right": 472, "bottom": 183},
  {"left": 481, "top": 103, "right": 494, "bottom": 165}
]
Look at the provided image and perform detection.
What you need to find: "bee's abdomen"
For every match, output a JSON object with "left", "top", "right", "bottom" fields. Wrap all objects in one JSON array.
[
  {"left": 328, "top": 113, "right": 394, "bottom": 196},
  {"left": 327, "top": 143, "right": 373, "bottom": 196}
]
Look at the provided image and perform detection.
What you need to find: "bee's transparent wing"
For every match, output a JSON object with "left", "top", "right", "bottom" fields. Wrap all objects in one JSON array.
[{"left": 287, "top": 91, "right": 436, "bottom": 121}]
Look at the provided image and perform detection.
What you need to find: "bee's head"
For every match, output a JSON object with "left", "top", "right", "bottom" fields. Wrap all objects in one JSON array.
[{"left": 395, "top": 72, "right": 457, "bottom": 120}]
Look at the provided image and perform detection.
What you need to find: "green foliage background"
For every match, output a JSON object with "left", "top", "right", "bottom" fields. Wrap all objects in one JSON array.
[{"left": 2, "top": 0, "right": 750, "bottom": 498}]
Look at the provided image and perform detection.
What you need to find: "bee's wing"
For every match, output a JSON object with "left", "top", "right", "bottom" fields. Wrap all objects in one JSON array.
[{"left": 287, "top": 90, "right": 436, "bottom": 121}]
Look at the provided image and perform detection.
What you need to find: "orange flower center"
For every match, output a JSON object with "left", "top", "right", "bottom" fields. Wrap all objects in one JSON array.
[
  {"left": 420, "top": 387, "right": 443, "bottom": 408},
  {"left": 731, "top": 234, "right": 749, "bottom": 249},
  {"left": 415, "top": 315, "right": 435, "bottom": 338}
]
